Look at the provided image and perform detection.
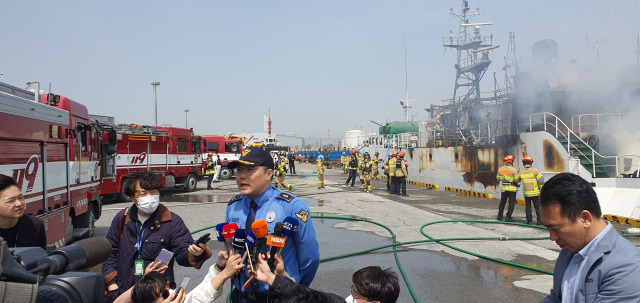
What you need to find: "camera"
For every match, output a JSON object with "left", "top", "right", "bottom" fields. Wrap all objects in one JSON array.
[{"left": 0, "top": 236, "right": 111, "bottom": 303}]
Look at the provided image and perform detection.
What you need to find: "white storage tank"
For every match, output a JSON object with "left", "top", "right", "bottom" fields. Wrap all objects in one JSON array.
[{"left": 341, "top": 129, "right": 368, "bottom": 149}]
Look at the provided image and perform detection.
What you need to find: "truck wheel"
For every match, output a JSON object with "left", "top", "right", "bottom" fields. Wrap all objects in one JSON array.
[
  {"left": 87, "top": 204, "right": 96, "bottom": 238},
  {"left": 184, "top": 173, "right": 197, "bottom": 192},
  {"left": 116, "top": 192, "right": 131, "bottom": 202},
  {"left": 220, "top": 167, "right": 233, "bottom": 179}
]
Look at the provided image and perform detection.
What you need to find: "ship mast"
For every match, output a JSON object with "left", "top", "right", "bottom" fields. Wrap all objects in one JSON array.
[
  {"left": 399, "top": 34, "right": 415, "bottom": 122},
  {"left": 443, "top": 0, "right": 498, "bottom": 106}
]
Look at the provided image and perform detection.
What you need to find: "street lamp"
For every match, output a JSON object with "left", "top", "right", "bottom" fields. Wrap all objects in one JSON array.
[
  {"left": 184, "top": 109, "right": 190, "bottom": 128},
  {"left": 151, "top": 82, "right": 161, "bottom": 126}
]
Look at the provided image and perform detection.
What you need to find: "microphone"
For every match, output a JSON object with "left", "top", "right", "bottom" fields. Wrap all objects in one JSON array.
[
  {"left": 251, "top": 219, "right": 269, "bottom": 262},
  {"left": 266, "top": 222, "right": 285, "bottom": 271},
  {"left": 231, "top": 229, "right": 246, "bottom": 255},
  {"left": 215, "top": 223, "right": 227, "bottom": 250},
  {"left": 282, "top": 216, "right": 299, "bottom": 238},
  {"left": 243, "top": 231, "right": 256, "bottom": 265},
  {"left": 222, "top": 223, "right": 238, "bottom": 251},
  {"left": 72, "top": 236, "right": 111, "bottom": 270}
]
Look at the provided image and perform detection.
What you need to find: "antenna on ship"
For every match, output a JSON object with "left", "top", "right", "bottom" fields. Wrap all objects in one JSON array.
[
  {"left": 398, "top": 33, "right": 415, "bottom": 122},
  {"left": 444, "top": 0, "right": 498, "bottom": 107}
]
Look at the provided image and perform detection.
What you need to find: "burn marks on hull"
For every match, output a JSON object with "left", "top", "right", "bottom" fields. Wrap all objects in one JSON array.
[{"left": 543, "top": 139, "right": 565, "bottom": 172}]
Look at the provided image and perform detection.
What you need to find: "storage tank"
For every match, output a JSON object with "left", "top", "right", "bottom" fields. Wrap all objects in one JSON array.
[{"left": 341, "top": 129, "right": 368, "bottom": 149}]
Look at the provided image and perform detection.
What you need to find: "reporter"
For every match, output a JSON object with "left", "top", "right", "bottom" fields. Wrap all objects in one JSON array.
[{"left": 131, "top": 272, "right": 186, "bottom": 303}]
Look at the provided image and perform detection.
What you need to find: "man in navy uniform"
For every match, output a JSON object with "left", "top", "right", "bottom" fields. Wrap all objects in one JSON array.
[{"left": 225, "top": 148, "right": 320, "bottom": 302}]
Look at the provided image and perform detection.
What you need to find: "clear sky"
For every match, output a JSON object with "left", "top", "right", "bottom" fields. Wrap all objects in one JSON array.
[{"left": 1, "top": 1, "right": 637, "bottom": 139}]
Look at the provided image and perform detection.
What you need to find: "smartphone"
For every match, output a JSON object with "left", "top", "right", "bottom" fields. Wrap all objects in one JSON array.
[
  {"left": 155, "top": 248, "right": 174, "bottom": 268},
  {"left": 195, "top": 233, "right": 211, "bottom": 246},
  {"left": 178, "top": 277, "right": 190, "bottom": 291}
]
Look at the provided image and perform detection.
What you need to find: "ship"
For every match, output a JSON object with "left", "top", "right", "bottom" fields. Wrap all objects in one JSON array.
[{"left": 357, "top": 0, "right": 640, "bottom": 221}]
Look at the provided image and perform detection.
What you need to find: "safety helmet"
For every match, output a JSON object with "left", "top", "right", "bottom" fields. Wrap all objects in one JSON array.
[
  {"left": 392, "top": 152, "right": 398, "bottom": 157},
  {"left": 436, "top": 119, "right": 441, "bottom": 123},
  {"left": 291, "top": 151, "right": 295, "bottom": 155},
  {"left": 350, "top": 149, "right": 356, "bottom": 154},
  {"left": 342, "top": 152, "right": 346, "bottom": 155},
  {"left": 317, "top": 155, "right": 324, "bottom": 160},
  {"left": 375, "top": 152, "right": 379, "bottom": 156},
  {"left": 388, "top": 152, "right": 393, "bottom": 156},
  {"left": 522, "top": 156, "right": 533, "bottom": 164},
  {"left": 361, "top": 151, "right": 365, "bottom": 156},
  {"left": 504, "top": 155, "right": 514, "bottom": 163},
  {"left": 398, "top": 151, "right": 405, "bottom": 157}
]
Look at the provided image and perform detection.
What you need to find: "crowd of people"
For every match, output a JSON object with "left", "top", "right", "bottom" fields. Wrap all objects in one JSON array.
[{"left": 2, "top": 145, "right": 640, "bottom": 302}]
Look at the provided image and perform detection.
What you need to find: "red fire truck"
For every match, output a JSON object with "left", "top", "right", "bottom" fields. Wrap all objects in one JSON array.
[
  {"left": 98, "top": 124, "right": 203, "bottom": 201},
  {"left": 201, "top": 135, "right": 242, "bottom": 179},
  {"left": 0, "top": 82, "right": 101, "bottom": 248}
]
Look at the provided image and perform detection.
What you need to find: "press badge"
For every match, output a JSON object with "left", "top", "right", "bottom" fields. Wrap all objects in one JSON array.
[{"left": 134, "top": 260, "right": 144, "bottom": 275}]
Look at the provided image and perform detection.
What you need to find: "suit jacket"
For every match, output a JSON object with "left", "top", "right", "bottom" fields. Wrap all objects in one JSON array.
[{"left": 541, "top": 226, "right": 640, "bottom": 303}]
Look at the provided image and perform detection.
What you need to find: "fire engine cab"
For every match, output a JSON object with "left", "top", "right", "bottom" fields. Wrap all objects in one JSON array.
[
  {"left": 98, "top": 124, "right": 202, "bottom": 201},
  {"left": 0, "top": 82, "right": 101, "bottom": 248},
  {"left": 201, "top": 135, "right": 242, "bottom": 179}
]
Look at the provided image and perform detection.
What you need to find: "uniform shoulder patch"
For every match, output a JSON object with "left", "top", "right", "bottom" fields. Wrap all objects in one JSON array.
[
  {"left": 228, "top": 195, "right": 242, "bottom": 206},
  {"left": 276, "top": 192, "right": 294, "bottom": 203},
  {"left": 296, "top": 209, "right": 309, "bottom": 223}
]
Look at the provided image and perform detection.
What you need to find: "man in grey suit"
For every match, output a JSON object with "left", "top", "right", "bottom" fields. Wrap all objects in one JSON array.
[{"left": 539, "top": 173, "right": 640, "bottom": 303}]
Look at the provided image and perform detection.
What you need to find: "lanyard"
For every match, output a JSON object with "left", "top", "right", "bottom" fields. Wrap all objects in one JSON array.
[
  {"left": 135, "top": 221, "right": 146, "bottom": 257},
  {"left": 14, "top": 232, "right": 18, "bottom": 248}
]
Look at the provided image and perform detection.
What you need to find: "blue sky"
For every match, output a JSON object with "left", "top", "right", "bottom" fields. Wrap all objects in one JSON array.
[{"left": 1, "top": 1, "right": 637, "bottom": 139}]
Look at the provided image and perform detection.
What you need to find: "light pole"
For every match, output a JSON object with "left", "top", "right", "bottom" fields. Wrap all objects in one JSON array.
[
  {"left": 184, "top": 109, "right": 190, "bottom": 128},
  {"left": 151, "top": 82, "right": 161, "bottom": 126}
]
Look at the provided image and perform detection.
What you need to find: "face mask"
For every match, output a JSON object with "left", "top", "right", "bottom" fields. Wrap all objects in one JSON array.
[
  {"left": 345, "top": 295, "right": 355, "bottom": 303},
  {"left": 136, "top": 195, "right": 160, "bottom": 214}
]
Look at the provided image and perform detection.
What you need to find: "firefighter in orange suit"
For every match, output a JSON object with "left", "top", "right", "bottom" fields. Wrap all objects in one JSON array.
[
  {"left": 518, "top": 156, "right": 544, "bottom": 225},
  {"left": 316, "top": 155, "right": 326, "bottom": 189},
  {"left": 275, "top": 153, "right": 292, "bottom": 191},
  {"left": 496, "top": 155, "right": 520, "bottom": 222}
]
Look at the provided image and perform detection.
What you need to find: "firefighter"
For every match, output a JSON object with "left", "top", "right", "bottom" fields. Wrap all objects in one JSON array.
[
  {"left": 345, "top": 149, "right": 359, "bottom": 187},
  {"left": 496, "top": 155, "right": 520, "bottom": 222},
  {"left": 394, "top": 151, "right": 408, "bottom": 196},
  {"left": 205, "top": 154, "right": 216, "bottom": 190},
  {"left": 275, "top": 153, "right": 292, "bottom": 191},
  {"left": 387, "top": 152, "right": 397, "bottom": 193},
  {"left": 371, "top": 152, "right": 381, "bottom": 180},
  {"left": 361, "top": 153, "right": 373, "bottom": 193},
  {"left": 288, "top": 151, "right": 297, "bottom": 175},
  {"left": 518, "top": 156, "right": 544, "bottom": 225},
  {"left": 340, "top": 152, "right": 348, "bottom": 174},
  {"left": 317, "top": 155, "right": 326, "bottom": 189}
]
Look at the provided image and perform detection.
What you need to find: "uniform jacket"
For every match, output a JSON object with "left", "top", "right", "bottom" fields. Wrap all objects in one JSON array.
[
  {"left": 348, "top": 156, "right": 358, "bottom": 170},
  {"left": 102, "top": 204, "right": 211, "bottom": 297},
  {"left": 317, "top": 161, "right": 325, "bottom": 174},
  {"left": 226, "top": 186, "right": 320, "bottom": 293},
  {"left": 541, "top": 226, "right": 640, "bottom": 303},
  {"left": 518, "top": 165, "right": 544, "bottom": 197},
  {"left": 497, "top": 164, "right": 520, "bottom": 192}
]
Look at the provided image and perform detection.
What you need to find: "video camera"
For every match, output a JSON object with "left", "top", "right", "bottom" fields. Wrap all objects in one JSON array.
[{"left": 0, "top": 236, "right": 111, "bottom": 303}]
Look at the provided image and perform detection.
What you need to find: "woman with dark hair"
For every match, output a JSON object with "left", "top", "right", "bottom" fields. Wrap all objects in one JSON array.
[{"left": 103, "top": 171, "right": 212, "bottom": 302}]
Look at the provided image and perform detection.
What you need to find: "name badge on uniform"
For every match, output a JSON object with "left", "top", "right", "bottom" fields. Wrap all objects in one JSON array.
[{"left": 134, "top": 260, "right": 144, "bottom": 276}]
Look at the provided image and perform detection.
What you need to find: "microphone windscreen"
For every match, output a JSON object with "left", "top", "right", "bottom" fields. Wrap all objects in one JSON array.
[
  {"left": 72, "top": 237, "right": 111, "bottom": 270},
  {"left": 273, "top": 222, "right": 283, "bottom": 235},
  {"left": 215, "top": 223, "right": 226, "bottom": 242},
  {"left": 246, "top": 231, "right": 256, "bottom": 249},
  {"left": 223, "top": 223, "right": 238, "bottom": 240},
  {"left": 251, "top": 219, "right": 269, "bottom": 238},
  {"left": 232, "top": 229, "right": 246, "bottom": 249},
  {"left": 282, "top": 216, "right": 299, "bottom": 237}
]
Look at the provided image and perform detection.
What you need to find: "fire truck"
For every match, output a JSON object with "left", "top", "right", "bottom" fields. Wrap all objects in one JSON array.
[
  {"left": 201, "top": 135, "right": 242, "bottom": 179},
  {"left": 0, "top": 82, "right": 101, "bottom": 248},
  {"left": 98, "top": 124, "right": 203, "bottom": 201}
]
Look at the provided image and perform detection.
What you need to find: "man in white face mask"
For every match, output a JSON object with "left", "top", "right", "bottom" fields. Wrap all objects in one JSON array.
[{"left": 102, "top": 171, "right": 213, "bottom": 303}]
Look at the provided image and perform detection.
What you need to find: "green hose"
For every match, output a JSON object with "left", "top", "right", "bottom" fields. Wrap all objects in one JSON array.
[{"left": 192, "top": 216, "right": 638, "bottom": 303}]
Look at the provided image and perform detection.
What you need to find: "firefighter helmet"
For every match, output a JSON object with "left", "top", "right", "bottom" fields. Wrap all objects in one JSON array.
[
  {"left": 350, "top": 149, "right": 356, "bottom": 154},
  {"left": 392, "top": 152, "right": 398, "bottom": 157},
  {"left": 398, "top": 151, "right": 405, "bottom": 157},
  {"left": 291, "top": 151, "right": 295, "bottom": 155},
  {"left": 317, "top": 155, "right": 324, "bottom": 160},
  {"left": 522, "top": 156, "right": 533, "bottom": 164},
  {"left": 504, "top": 155, "right": 514, "bottom": 163},
  {"left": 388, "top": 152, "right": 393, "bottom": 156}
]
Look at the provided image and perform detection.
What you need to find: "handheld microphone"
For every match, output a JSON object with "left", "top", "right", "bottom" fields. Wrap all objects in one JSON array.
[
  {"left": 282, "top": 216, "right": 299, "bottom": 238},
  {"left": 266, "top": 222, "right": 285, "bottom": 271},
  {"left": 215, "top": 223, "right": 227, "bottom": 250},
  {"left": 251, "top": 219, "right": 269, "bottom": 262},
  {"left": 222, "top": 223, "right": 238, "bottom": 251},
  {"left": 231, "top": 229, "right": 246, "bottom": 255},
  {"left": 243, "top": 231, "right": 256, "bottom": 265}
]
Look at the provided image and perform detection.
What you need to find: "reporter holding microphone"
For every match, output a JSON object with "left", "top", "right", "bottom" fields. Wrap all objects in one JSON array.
[{"left": 225, "top": 148, "right": 320, "bottom": 302}]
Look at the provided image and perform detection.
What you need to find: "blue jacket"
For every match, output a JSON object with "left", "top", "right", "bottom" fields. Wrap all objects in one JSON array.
[
  {"left": 541, "top": 225, "right": 640, "bottom": 303},
  {"left": 102, "top": 204, "right": 211, "bottom": 298},
  {"left": 226, "top": 186, "right": 320, "bottom": 293}
]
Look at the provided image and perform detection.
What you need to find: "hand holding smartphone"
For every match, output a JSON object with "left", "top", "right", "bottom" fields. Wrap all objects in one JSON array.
[
  {"left": 195, "top": 233, "right": 211, "bottom": 246},
  {"left": 155, "top": 248, "right": 174, "bottom": 268}
]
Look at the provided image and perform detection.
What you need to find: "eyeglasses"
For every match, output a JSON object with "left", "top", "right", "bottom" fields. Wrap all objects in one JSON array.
[{"left": 134, "top": 189, "right": 160, "bottom": 198}]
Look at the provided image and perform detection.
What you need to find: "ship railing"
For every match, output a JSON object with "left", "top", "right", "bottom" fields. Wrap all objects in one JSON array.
[
  {"left": 363, "top": 133, "right": 420, "bottom": 149},
  {"left": 570, "top": 113, "right": 629, "bottom": 135},
  {"left": 442, "top": 35, "right": 492, "bottom": 48},
  {"left": 521, "top": 112, "right": 638, "bottom": 178}
]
